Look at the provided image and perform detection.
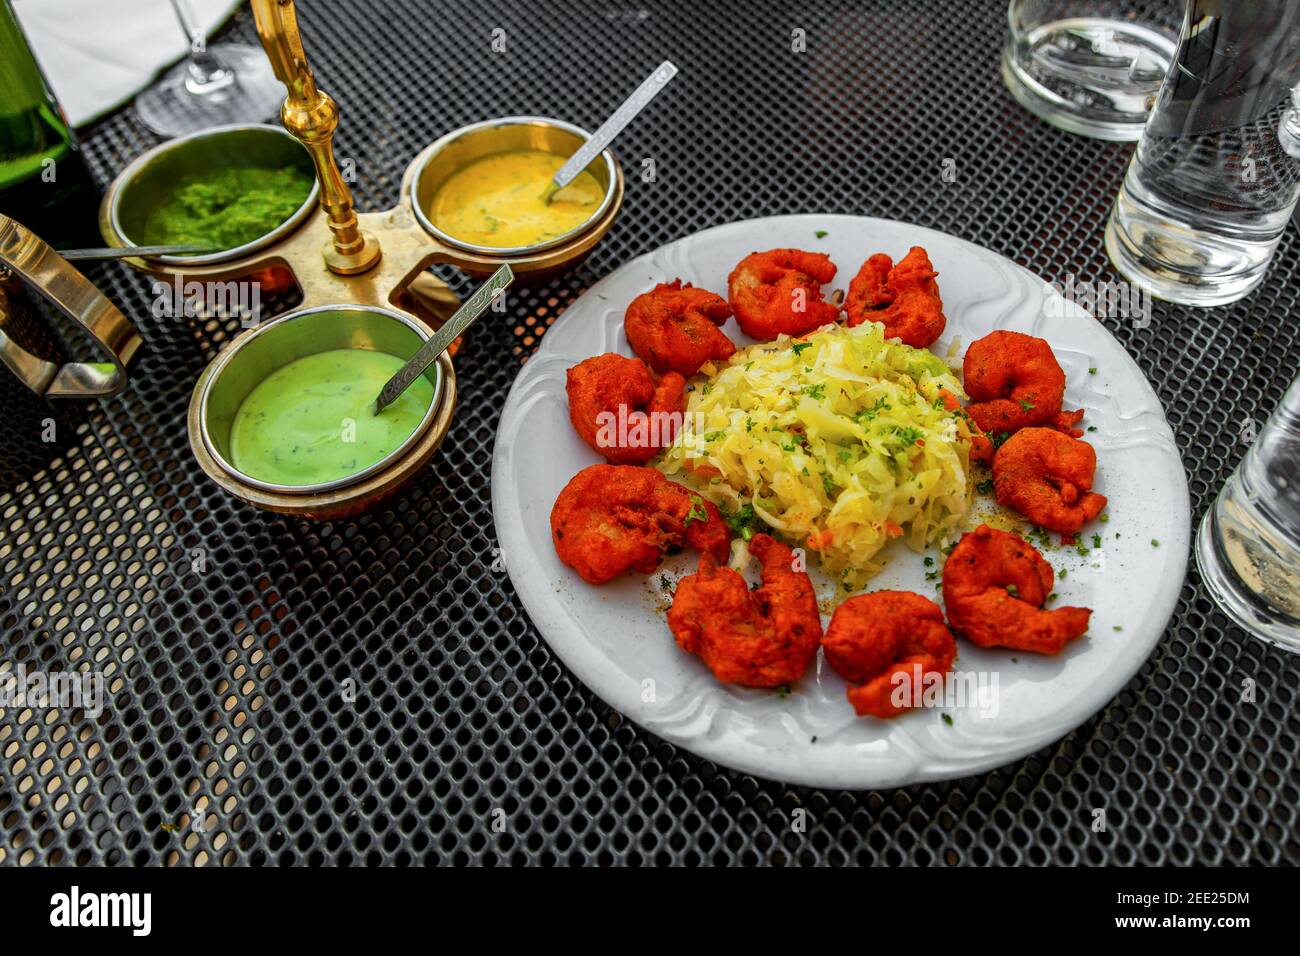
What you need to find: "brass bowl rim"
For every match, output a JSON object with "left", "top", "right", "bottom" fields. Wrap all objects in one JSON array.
[
  {"left": 106, "top": 122, "right": 321, "bottom": 267},
  {"left": 197, "top": 303, "right": 446, "bottom": 496},
  {"left": 408, "top": 115, "right": 617, "bottom": 257}
]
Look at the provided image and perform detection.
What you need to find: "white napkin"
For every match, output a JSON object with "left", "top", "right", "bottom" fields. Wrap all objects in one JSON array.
[{"left": 14, "top": 0, "right": 245, "bottom": 128}]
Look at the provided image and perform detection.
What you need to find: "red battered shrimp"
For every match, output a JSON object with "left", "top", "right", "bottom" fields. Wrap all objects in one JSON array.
[
  {"left": 566, "top": 353, "right": 685, "bottom": 465},
  {"left": 963, "top": 330, "right": 1073, "bottom": 435},
  {"left": 993, "top": 428, "right": 1107, "bottom": 534},
  {"left": 550, "top": 464, "right": 730, "bottom": 585},
  {"left": 942, "top": 525, "right": 1091, "bottom": 655},
  {"left": 668, "top": 533, "right": 822, "bottom": 687},
  {"left": 843, "top": 246, "right": 946, "bottom": 348},
  {"left": 727, "top": 249, "right": 840, "bottom": 340},
  {"left": 822, "top": 591, "right": 957, "bottom": 718},
  {"left": 624, "top": 280, "right": 736, "bottom": 376}
]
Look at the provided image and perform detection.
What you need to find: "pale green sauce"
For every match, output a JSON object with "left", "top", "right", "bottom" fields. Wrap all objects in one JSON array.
[{"left": 230, "top": 348, "right": 434, "bottom": 486}]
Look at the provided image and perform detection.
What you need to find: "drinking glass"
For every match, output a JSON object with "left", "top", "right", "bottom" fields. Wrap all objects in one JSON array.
[
  {"left": 133, "top": 0, "right": 283, "bottom": 137},
  {"left": 1196, "top": 371, "right": 1300, "bottom": 653},
  {"left": 1105, "top": 0, "right": 1300, "bottom": 306},
  {"left": 1001, "top": 0, "right": 1181, "bottom": 141}
]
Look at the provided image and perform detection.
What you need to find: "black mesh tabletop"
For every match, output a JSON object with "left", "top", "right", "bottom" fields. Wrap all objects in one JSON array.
[{"left": 2, "top": 0, "right": 1298, "bottom": 867}]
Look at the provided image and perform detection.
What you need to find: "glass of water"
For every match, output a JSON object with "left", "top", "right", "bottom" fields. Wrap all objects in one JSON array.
[
  {"left": 1106, "top": 0, "right": 1300, "bottom": 306},
  {"left": 1001, "top": 0, "right": 1181, "bottom": 141},
  {"left": 1197, "top": 371, "right": 1300, "bottom": 653}
]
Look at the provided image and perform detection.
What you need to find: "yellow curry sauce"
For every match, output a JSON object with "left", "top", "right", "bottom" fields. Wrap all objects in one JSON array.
[{"left": 429, "top": 150, "right": 603, "bottom": 248}]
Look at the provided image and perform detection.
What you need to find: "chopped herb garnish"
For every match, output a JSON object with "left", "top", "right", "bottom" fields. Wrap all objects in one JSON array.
[
  {"left": 854, "top": 397, "right": 891, "bottom": 425},
  {"left": 1006, "top": 584, "right": 1020, "bottom": 597},
  {"left": 721, "top": 503, "right": 756, "bottom": 540},
  {"left": 976, "top": 477, "right": 994, "bottom": 495},
  {"left": 803, "top": 383, "right": 827, "bottom": 401},
  {"left": 814, "top": 229, "right": 828, "bottom": 239},
  {"left": 684, "top": 495, "right": 708, "bottom": 526},
  {"left": 1151, "top": 538, "right": 1160, "bottom": 547},
  {"left": 890, "top": 425, "right": 925, "bottom": 446},
  {"left": 791, "top": 342, "right": 813, "bottom": 356},
  {"left": 941, "top": 714, "right": 954, "bottom": 726}
]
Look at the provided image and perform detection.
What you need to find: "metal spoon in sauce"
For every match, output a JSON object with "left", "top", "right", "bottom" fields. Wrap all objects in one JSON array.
[
  {"left": 372, "top": 264, "right": 514, "bottom": 415},
  {"left": 543, "top": 60, "right": 679, "bottom": 204}
]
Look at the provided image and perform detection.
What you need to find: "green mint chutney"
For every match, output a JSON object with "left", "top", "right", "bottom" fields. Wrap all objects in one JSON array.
[
  {"left": 141, "top": 165, "right": 314, "bottom": 251},
  {"left": 229, "top": 349, "right": 435, "bottom": 487}
]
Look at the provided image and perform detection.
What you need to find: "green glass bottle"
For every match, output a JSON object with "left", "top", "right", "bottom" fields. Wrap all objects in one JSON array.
[{"left": 0, "top": 0, "right": 101, "bottom": 248}]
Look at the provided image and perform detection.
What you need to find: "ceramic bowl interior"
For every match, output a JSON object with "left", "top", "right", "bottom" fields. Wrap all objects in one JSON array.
[
  {"left": 109, "top": 124, "right": 319, "bottom": 267},
  {"left": 409, "top": 116, "right": 616, "bottom": 256},
  {"left": 199, "top": 304, "right": 445, "bottom": 495}
]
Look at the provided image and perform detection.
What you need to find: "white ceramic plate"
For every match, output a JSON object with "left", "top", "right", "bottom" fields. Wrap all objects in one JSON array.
[{"left": 491, "top": 215, "right": 1190, "bottom": 789}]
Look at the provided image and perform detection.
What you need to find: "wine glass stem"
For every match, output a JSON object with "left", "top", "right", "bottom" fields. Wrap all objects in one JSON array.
[{"left": 169, "top": 0, "right": 235, "bottom": 94}]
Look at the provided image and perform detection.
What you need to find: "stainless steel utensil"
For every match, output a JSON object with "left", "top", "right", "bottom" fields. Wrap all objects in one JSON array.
[
  {"left": 59, "top": 243, "right": 215, "bottom": 261},
  {"left": 373, "top": 264, "right": 513, "bottom": 414},
  {"left": 545, "top": 60, "right": 677, "bottom": 203}
]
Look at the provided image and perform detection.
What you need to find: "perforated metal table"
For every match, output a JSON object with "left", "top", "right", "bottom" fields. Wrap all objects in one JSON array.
[{"left": 2, "top": 0, "right": 1298, "bottom": 866}]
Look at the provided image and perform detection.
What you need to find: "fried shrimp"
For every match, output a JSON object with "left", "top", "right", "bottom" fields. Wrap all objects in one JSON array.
[
  {"left": 624, "top": 280, "right": 736, "bottom": 376},
  {"left": 822, "top": 590, "right": 956, "bottom": 718},
  {"left": 843, "top": 246, "right": 946, "bottom": 348},
  {"left": 550, "top": 464, "right": 730, "bottom": 584},
  {"left": 942, "top": 524, "right": 1091, "bottom": 654},
  {"left": 963, "top": 330, "right": 1071, "bottom": 434},
  {"left": 727, "top": 249, "right": 840, "bottom": 340},
  {"left": 667, "top": 533, "right": 822, "bottom": 687},
  {"left": 993, "top": 428, "right": 1107, "bottom": 534},
  {"left": 566, "top": 353, "right": 685, "bottom": 465}
]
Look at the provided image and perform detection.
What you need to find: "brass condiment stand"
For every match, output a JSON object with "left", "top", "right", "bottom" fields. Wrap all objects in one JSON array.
[
  {"left": 98, "top": 0, "right": 624, "bottom": 519},
  {"left": 101, "top": 0, "right": 625, "bottom": 330}
]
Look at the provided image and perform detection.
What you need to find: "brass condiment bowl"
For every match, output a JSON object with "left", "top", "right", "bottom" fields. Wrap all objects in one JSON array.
[
  {"left": 101, "top": 123, "right": 320, "bottom": 268},
  {"left": 189, "top": 304, "right": 455, "bottom": 520},
  {"left": 409, "top": 116, "right": 618, "bottom": 258}
]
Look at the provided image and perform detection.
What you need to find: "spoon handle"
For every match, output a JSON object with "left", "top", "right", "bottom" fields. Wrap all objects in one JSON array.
[
  {"left": 58, "top": 244, "right": 214, "bottom": 261},
  {"left": 373, "top": 264, "right": 513, "bottom": 414},
  {"left": 551, "top": 60, "right": 678, "bottom": 190}
]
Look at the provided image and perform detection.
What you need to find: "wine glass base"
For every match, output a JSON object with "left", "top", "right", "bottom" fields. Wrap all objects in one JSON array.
[{"left": 134, "top": 43, "right": 283, "bottom": 138}]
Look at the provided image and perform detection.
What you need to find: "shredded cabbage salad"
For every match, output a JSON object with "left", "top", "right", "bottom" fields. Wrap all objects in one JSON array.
[{"left": 657, "top": 322, "right": 978, "bottom": 591}]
